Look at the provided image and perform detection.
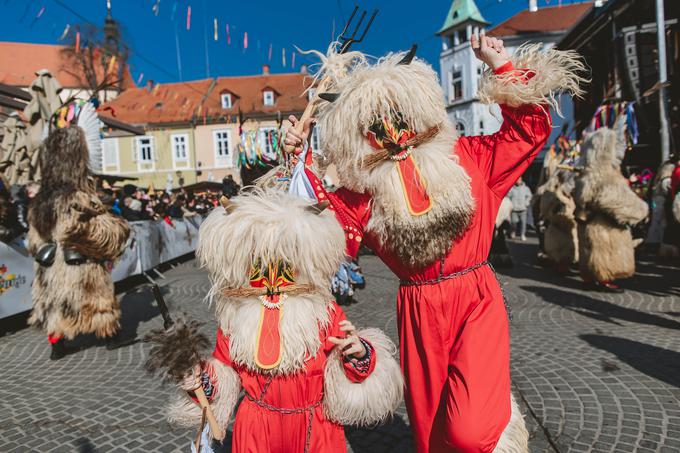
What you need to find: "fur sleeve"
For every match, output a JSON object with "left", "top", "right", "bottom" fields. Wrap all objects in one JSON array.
[
  {"left": 323, "top": 328, "right": 403, "bottom": 426},
  {"left": 60, "top": 192, "right": 130, "bottom": 261},
  {"left": 593, "top": 179, "right": 649, "bottom": 226},
  {"left": 166, "top": 358, "right": 241, "bottom": 437},
  {"left": 478, "top": 43, "right": 587, "bottom": 115}
]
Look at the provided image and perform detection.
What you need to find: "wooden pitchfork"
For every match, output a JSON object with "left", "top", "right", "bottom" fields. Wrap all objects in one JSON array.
[{"left": 283, "top": 6, "right": 378, "bottom": 154}]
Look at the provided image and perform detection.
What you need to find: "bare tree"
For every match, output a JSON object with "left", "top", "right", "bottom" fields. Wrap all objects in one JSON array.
[{"left": 59, "top": 21, "right": 130, "bottom": 102}]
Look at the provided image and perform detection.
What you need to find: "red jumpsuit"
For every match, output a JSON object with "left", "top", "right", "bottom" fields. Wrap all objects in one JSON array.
[
  {"left": 307, "top": 103, "right": 551, "bottom": 452},
  {"left": 211, "top": 302, "right": 376, "bottom": 453}
]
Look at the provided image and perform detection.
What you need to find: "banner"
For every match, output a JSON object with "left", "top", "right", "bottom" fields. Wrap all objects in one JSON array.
[{"left": 0, "top": 237, "right": 33, "bottom": 319}]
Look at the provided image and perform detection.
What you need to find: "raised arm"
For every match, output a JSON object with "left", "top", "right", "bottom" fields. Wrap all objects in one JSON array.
[{"left": 458, "top": 39, "right": 586, "bottom": 197}]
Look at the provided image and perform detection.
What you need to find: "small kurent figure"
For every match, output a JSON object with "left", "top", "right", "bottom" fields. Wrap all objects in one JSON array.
[
  {"left": 540, "top": 170, "right": 579, "bottom": 273},
  {"left": 574, "top": 121, "right": 649, "bottom": 292},
  {"left": 167, "top": 189, "right": 403, "bottom": 453},
  {"left": 27, "top": 101, "right": 130, "bottom": 359}
]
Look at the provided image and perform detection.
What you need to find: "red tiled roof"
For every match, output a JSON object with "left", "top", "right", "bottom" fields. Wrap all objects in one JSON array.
[
  {"left": 0, "top": 41, "right": 136, "bottom": 89},
  {"left": 101, "top": 79, "right": 214, "bottom": 125},
  {"left": 104, "top": 73, "right": 310, "bottom": 126},
  {"left": 488, "top": 3, "right": 592, "bottom": 37}
]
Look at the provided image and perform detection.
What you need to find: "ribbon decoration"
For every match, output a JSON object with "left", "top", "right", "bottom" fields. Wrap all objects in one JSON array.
[
  {"left": 213, "top": 18, "right": 218, "bottom": 41},
  {"left": 186, "top": 6, "right": 191, "bottom": 30},
  {"left": 137, "top": 72, "right": 144, "bottom": 85},
  {"left": 282, "top": 48, "right": 286, "bottom": 67},
  {"left": 58, "top": 24, "right": 70, "bottom": 41},
  {"left": 226, "top": 24, "right": 231, "bottom": 45},
  {"left": 243, "top": 32, "right": 248, "bottom": 50}
]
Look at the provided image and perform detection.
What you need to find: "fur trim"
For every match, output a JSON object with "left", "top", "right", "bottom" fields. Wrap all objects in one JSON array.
[
  {"left": 478, "top": 44, "right": 587, "bottom": 115},
  {"left": 496, "top": 196, "right": 513, "bottom": 228},
  {"left": 218, "top": 295, "right": 333, "bottom": 375},
  {"left": 61, "top": 192, "right": 130, "bottom": 261},
  {"left": 493, "top": 394, "right": 529, "bottom": 453},
  {"left": 167, "top": 358, "right": 241, "bottom": 437},
  {"left": 364, "top": 126, "right": 475, "bottom": 269},
  {"left": 323, "top": 328, "right": 403, "bottom": 426},
  {"left": 540, "top": 170, "right": 578, "bottom": 266},
  {"left": 197, "top": 188, "right": 345, "bottom": 302},
  {"left": 577, "top": 220, "right": 637, "bottom": 281}
]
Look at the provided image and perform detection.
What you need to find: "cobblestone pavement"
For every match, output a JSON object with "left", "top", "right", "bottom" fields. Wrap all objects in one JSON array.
[{"left": 0, "top": 237, "right": 678, "bottom": 452}]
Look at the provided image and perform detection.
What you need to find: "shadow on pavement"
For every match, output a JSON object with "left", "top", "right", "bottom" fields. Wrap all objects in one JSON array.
[
  {"left": 580, "top": 334, "right": 680, "bottom": 388},
  {"left": 521, "top": 285, "right": 680, "bottom": 330},
  {"left": 346, "top": 415, "right": 414, "bottom": 453}
]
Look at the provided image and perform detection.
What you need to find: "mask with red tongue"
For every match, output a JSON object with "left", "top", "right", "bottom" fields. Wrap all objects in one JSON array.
[
  {"left": 365, "top": 116, "right": 433, "bottom": 216},
  {"left": 249, "top": 260, "right": 296, "bottom": 370}
]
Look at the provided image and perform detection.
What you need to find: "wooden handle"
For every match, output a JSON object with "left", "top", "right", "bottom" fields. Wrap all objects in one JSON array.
[
  {"left": 193, "top": 387, "right": 225, "bottom": 441},
  {"left": 283, "top": 77, "right": 331, "bottom": 154}
]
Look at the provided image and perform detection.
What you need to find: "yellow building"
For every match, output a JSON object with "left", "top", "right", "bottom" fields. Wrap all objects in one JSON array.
[{"left": 102, "top": 69, "right": 311, "bottom": 189}]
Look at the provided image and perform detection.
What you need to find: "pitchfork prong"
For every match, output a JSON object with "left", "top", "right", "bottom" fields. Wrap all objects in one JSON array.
[
  {"left": 353, "top": 9, "right": 378, "bottom": 44},
  {"left": 338, "top": 6, "right": 359, "bottom": 38}
]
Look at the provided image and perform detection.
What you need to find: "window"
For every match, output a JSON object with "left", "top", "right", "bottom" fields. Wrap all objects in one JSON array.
[
  {"left": 455, "top": 121, "right": 466, "bottom": 137},
  {"left": 213, "top": 129, "right": 232, "bottom": 167},
  {"left": 450, "top": 70, "right": 463, "bottom": 102},
  {"left": 310, "top": 126, "right": 321, "bottom": 151},
  {"left": 221, "top": 93, "right": 232, "bottom": 109},
  {"left": 101, "top": 138, "right": 119, "bottom": 172},
  {"left": 136, "top": 136, "right": 154, "bottom": 162},
  {"left": 263, "top": 90, "right": 275, "bottom": 106},
  {"left": 172, "top": 133, "right": 190, "bottom": 168},
  {"left": 259, "top": 127, "right": 278, "bottom": 160}
]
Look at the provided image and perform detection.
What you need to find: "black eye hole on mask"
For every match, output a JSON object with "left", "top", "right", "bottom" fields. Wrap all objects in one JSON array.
[{"left": 368, "top": 112, "right": 409, "bottom": 141}]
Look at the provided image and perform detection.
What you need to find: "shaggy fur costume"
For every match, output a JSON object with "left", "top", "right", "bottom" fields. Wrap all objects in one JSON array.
[
  {"left": 27, "top": 127, "right": 129, "bottom": 339},
  {"left": 540, "top": 170, "right": 578, "bottom": 268},
  {"left": 168, "top": 189, "right": 403, "bottom": 449},
  {"left": 303, "top": 43, "right": 585, "bottom": 453},
  {"left": 574, "top": 126, "right": 648, "bottom": 282}
]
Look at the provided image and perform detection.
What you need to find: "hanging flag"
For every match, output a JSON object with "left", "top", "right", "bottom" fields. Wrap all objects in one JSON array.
[
  {"left": 226, "top": 24, "right": 231, "bottom": 45},
  {"left": 244, "top": 32, "right": 248, "bottom": 50},
  {"left": 186, "top": 6, "right": 191, "bottom": 30},
  {"left": 107, "top": 55, "right": 117, "bottom": 74},
  {"left": 58, "top": 24, "right": 70, "bottom": 41},
  {"left": 137, "top": 72, "right": 144, "bottom": 85},
  {"left": 171, "top": 0, "right": 177, "bottom": 20},
  {"left": 75, "top": 31, "right": 81, "bottom": 53},
  {"left": 282, "top": 48, "right": 286, "bottom": 67},
  {"left": 29, "top": 6, "right": 45, "bottom": 27},
  {"left": 214, "top": 18, "right": 218, "bottom": 41},
  {"left": 268, "top": 43, "right": 272, "bottom": 61},
  {"left": 291, "top": 52, "right": 296, "bottom": 69}
]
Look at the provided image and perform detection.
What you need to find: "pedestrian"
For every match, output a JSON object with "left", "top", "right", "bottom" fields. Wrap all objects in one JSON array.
[
  {"left": 27, "top": 104, "right": 130, "bottom": 360},
  {"left": 507, "top": 177, "right": 533, "bottom": 241},
  {"left": 166, "top": 190, "right": 403, "bottom": 452},
  {"left": 285, "top": 35, "right": 585, "bottom": 452}
]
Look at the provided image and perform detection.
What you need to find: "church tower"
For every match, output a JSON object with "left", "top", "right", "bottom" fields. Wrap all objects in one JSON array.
[{"left": 437, "top": 0, "right": 490, "bottom": 136}]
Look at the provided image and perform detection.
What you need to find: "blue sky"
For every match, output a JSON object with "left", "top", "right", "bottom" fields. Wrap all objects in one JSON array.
[{"left": 1, "top": 0, "right": 582, "bottom": 84}]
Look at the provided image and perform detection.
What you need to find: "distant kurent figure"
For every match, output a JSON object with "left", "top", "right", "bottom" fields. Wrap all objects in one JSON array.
[
  {"left": 27, "top": 102, "right": 130, "bottom": 360},
  {"left": 574, "top": 121, "right": 649, "bottom": 292},
  {"left": 167, "top": 190, "right": 403, "bottom": 452},
  {"left": 540, "top": 169, "right": 579, "bottom": 273},
  {"left": 285, "top": 35, "right": 585, "bottom": 452}
]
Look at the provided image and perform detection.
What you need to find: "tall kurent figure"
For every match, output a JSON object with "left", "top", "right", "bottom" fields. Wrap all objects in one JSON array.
[
  {"left": 285, "top": 35, "right": 585, "bottom": 452},
  {"left": 540, "top": 169, "right": 579, "bottom": 273},
  {"left": 574, "top": 122, "right": 649, "bottom": 292},
  {"left": 167, "top": 190, "right": 403, "bottom": 452},
  {"left": 28, "top": 102, "right": 130, "bottom": 360}
]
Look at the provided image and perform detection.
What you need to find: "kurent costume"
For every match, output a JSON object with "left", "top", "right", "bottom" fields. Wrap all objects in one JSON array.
[
  {"left": 574, "top": 123, "right": 649, "bottom": 286},
  {"left": 27, "top": 101, "right": 130, "bottom": 354},
  {"left": 297, "top": 44, "right": 585, "bottom": 452},
  {"left": 539, "top": 169, "right": 579, "bottom": 272},
  {"left": 167, "top": 190, "right": 403, "bottom": 452}
]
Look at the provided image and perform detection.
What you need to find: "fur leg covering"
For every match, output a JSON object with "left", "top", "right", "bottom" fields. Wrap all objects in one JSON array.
[
  {"left": 478, "top": 43, "right": 587, "bottom": 115},
  {"left": 167, "top": 358, "right": 241, "bottom": 437},
  {"left": 493, "top": 394, "right": 529, "bottom": 453},
  {"left": 323, "top": 328, "right": 404, "bottom": 426}
]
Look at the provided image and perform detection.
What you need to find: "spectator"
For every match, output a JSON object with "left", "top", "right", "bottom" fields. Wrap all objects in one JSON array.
[{"left": 507, "top": 177, "right": 533, "bottom": 241}]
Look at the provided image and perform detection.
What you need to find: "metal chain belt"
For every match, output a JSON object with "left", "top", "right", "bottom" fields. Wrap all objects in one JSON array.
[
  {"left": 399, "top": 260, "right": 512, "bottom": 321},
  {"left": 245, "top": 376, "right": 323, "bottom": 453}
]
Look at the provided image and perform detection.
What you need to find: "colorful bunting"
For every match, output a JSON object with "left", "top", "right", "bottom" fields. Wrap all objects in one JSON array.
[
  {"left": 58, "top": 24, "right": 70, "bottom": 41},
  {"left": 214, "top": 18, "right": 218, "bottom": 41},
  {"left": 152, "top": 0, "right": 161, "bottom": 16},
  {"left": 226, "top": 24, "right": 231, "bottom": 44},
  {"left": 282, "top": 48, "right": 286, "bottom": 67},
  {"left": 137, "top": 72, "right": 144, "bottom": 85},
  {"left": 244, "top": 32, "right": 248, "bottom": 50},
  {"left": 268, "top": 43, "right": 273, "bottom": 61},
  {"left": 291, "top": 52, "right": 296, "bottom": 69},
  {"left": 186, "top": 6, "right": 191, "bottom": 30}
]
